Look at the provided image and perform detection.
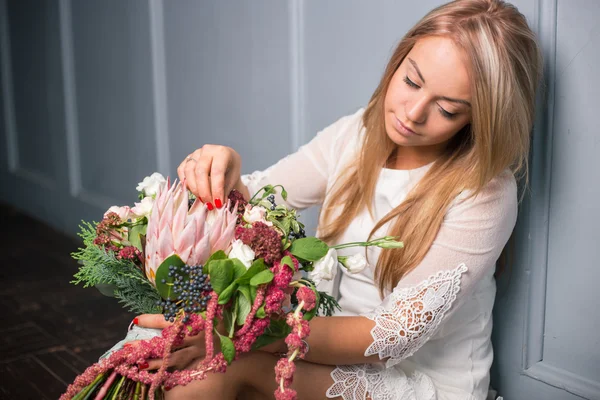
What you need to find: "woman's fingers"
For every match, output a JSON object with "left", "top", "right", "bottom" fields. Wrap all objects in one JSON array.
[
  {"left": 143, "top": 358, "right": 163, "bottom": 371},
  {"left": 210, "top": 150, "right": 229, "bottom": 208},
  {"left": 183, "top": 148, "right": 204, "bottom": 196},
  {"left": 135, "top": 314, "right": 172, "bottom": 329},
  {"left": 178, "top": 145, "right": 241, "bottom": 205},
  {"left": 170, "top": 347, "right": 201, "bottom": 370},
  {"left": 142, "top": 347, "right": 200, "bottom": 371},
  {"left": 194, "top": 154, "right": 214, "bottom": 206},
  {"left": 180, "top": 332, "right": 206, "bottom": 348}
]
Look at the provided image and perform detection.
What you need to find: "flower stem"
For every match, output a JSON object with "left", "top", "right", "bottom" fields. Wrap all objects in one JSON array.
[
  {"left": 93, "top": 370, "right": 117, "bottom": 400},
  {"left": 190, "top": 366, "right": 213, "bottom": 378},
  {"left": 109, "top": 375, "right": 125, "bottom": 400},
  {"left": 294, "top": 301, "right": 305, "bottom": 318},
  {"left": 133, "top": 381, "right": 141, "bottom": 400},
  {"left": 331, "top": 241, "right": 368, "bottom": 250},
  {"left": 331, "top": 236, "right": 401, "bottom": 250}
]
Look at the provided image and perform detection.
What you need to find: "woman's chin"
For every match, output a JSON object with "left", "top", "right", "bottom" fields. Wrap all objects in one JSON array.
[{"left": 385, "top": 129, "right": 414, "bottom": 147}]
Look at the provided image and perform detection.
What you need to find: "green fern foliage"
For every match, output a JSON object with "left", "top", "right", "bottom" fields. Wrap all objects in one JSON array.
[{"left": 71, "top": 221, "right": 161, "bottom": 314}]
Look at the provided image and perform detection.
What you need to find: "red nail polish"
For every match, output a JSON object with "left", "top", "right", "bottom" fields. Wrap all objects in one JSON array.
[
  {"left": 139, "top": 361, "right": 149, "bottom": 370},
  {"left": 207, "top": 202, "right": 214, "bottom": 211},
  {"left": 214, "top": 198, "right": 223, "bottom": 208},
  {"left": 165, "top": 386, "right": 172, "bottom": 392},
  {"left": 133, "top": 317, "right": 139, "bottom": 325}
]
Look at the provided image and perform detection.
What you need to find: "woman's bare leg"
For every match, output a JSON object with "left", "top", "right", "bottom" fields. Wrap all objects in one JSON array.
[{"left": 165, "top": 352, "right": 337, "bottom": 400}]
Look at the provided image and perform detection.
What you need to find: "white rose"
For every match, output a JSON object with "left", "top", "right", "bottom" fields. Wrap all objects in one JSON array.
[
  {"left": 341, "top": 253, "right": 368, "bottom": 274},
  {"left": 136, "top": 172, "right": 167, "bottom": 197},
  {"left": 228, "top": 239, "right": 256, "bottom": 268},
  {"left": 104, "top": 205, "right": 131, "bottom": 221},
  {"left": 131, "top": 196, "right": 154, "bottom": 218},
  {"left": 243, "top": 205, "right": 273, "bottom": 226},
  {"left": 309, "top": 248, "right": 338, "bottom": 286}
]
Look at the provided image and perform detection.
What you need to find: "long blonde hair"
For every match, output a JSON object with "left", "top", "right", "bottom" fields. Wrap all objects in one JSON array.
[{"left": 319, "top": 0, "right": 542, "bottom": 294}]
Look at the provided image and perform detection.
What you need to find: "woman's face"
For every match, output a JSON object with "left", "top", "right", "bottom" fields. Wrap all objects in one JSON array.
[{"left": 384, "top": 36, "right": 472, "bottom": 164}]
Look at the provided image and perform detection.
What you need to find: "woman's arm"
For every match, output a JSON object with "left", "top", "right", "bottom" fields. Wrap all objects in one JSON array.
[
  {"left": 241, "top": 109, "right": 364, "bottom": 209},
  {"left": 266, "top": 171, "right": 518, "bottom": 367},
  {"left": 305, "top": 316, "right": 379, "bottom": 365}
]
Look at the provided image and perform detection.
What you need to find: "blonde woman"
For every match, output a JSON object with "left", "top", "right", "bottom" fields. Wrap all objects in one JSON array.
[{"left": 136, "top": 0, "right": 542, "bottom": 398}]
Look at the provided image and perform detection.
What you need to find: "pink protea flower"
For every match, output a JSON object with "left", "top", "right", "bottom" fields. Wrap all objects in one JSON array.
[{"left": 144, "top": 179, "right": 238, "bottom": 283}]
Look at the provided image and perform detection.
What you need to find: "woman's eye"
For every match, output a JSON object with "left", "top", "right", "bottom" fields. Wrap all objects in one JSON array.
[
  {"left": 439, "top": 106, "right": 457, "bottom": 119},
  {"left": 403, "top": 76, "right": 420, "bottom": 89}
]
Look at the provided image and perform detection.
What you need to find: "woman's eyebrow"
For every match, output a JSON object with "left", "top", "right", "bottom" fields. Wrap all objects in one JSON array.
[
  {"left": 408, "top": 57, "right": 472, "bottom": 107},
  {"left": 440, "top": 96, "right": 472, "bottom": 107},
  {"left": 408, "top": 58, "right": 426, "bottom": 83}
]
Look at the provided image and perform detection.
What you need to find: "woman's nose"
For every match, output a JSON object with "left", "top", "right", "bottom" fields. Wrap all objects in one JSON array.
[{"left": 405, "top": 95, "right": 428, "bottom": 124}]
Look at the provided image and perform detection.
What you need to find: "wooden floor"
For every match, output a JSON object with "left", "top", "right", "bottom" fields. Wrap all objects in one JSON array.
[{"left": 0, "top": 203, "right": 134, "bottom": 399}]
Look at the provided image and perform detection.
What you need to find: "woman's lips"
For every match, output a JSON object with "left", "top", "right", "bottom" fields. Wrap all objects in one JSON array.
[{"left": 394, "top": 115, "right": 418, "bottom": 137}]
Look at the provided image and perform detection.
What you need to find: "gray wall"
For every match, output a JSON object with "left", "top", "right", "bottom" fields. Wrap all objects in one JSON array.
[{"left": 0, "top": 1, "right": 598, "bottom": 399}]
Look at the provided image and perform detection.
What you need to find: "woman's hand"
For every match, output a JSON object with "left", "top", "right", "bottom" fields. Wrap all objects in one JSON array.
[
  {"left": 177, "top": 144, "right": 248, "bottom": 207},
  {"left": 133, "top": 314, "right": 216, "bottom": 371}
]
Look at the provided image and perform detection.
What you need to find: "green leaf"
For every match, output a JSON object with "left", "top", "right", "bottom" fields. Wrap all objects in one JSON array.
[
  {"left": 223, "top": 308, "right": 235, "bottom": 337},
  {"left": 280, "top": 255, "right": 296, "bottom": 272},
  {"left": 217, "top": 282, "right": 238, "bottom": 305},
  {"left": 280, "top": 187, "right": 288, "bottom": 200},
  {"left": 238, "top": 285, "right": 252, "bottom": 303},
  {"left": 281, "top": 218, "right": 291, "bottom": 234},
  {"left": 250, "top": 269, "right": 274, "bottom": 286},
  {"left": 235, "top": 259, "right": 267, "bottom": 285},
  {"left": 127, "top": 224, "right": 147, "bottom": 251},
  {"left": 251, "top": 319, "right": 291, "bottom": 350},
  {"left": 94, "top": 283, "right": 117, "bottom": 297},
  {"left": 208, "top": 259, "right": 234, "bottom": 295},
  {"left": 204, "top": 250, "right": 227, "bottom": 274},
  {"left": 270, "top": 219, "right": 288, "bottom": 236},
  {"left": 256, "top": 303, "right": 266, "bottom": 319},
  {"left": 218, "top": 333, "right": 236, "bottom": 364},
  {"left": 250, "top": 285, "right": 257, "bottom": 302},
  {"left": 155, "top": 254, "right": 187, "bottom": 300},
  {"left": 228, "top": 300, "right": 238, "bottom": 337},
  {"left": 236, "top": 295, "right": 252, "bottom": 326},
  {"left": 289, "top": 237, "right": 329, "bottom": 262},
  {"left": 231, "top": 259, "right": 248, "bottom": 280}
]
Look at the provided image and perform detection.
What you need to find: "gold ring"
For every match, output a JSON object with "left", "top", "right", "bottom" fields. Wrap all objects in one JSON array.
[{"left": 185, "top": 156, "right": 197, "bottom": 163}]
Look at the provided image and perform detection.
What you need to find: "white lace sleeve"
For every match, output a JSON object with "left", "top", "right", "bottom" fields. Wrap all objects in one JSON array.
[
  {"left": 241, "top": 108, "right": 364, "bottom": 210},
  {"left": 361, "top": 171, "right": 518, "bottom": 368},
  {"left": 364, "top": 264, "right": 467, "bottom": 368}
]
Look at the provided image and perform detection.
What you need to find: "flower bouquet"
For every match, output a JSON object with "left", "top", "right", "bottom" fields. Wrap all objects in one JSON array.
[{"left": 61, "top": 173, "right": 403, "bottom": 400}]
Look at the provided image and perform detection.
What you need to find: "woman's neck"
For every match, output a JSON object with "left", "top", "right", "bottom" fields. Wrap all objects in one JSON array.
[{"left": 386, "top": 146, "right": 441, "bottom": 170}]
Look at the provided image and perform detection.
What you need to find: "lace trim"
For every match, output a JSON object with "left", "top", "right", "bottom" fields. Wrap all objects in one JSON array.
[
  {"left": 240, "top": 171, "right": 267, "bottom": 193},
  {"left": 326, "top": 364, "right": 436, "bottom": 400},
  {"left": 364, "top": 264, "right": 467, "bottom": 368}
]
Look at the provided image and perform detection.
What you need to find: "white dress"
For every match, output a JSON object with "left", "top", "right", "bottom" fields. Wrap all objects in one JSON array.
[{"left": 242, "top": 108, "right": 517, "bottom": 400}]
